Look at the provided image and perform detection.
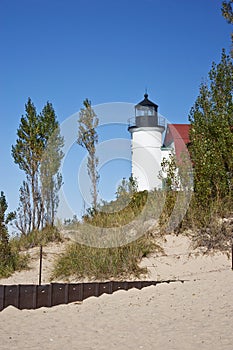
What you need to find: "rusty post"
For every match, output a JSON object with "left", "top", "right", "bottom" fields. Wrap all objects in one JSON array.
[{"left": 39, "top": 245, "right": 43, "bottom": 285}]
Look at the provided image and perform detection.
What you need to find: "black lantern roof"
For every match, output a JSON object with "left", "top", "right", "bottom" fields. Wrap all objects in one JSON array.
[{"left": 135, "top": 93, "right": 158, "bottom": 110}]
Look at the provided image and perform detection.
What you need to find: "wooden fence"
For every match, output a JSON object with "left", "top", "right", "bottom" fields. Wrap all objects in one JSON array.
[{"left": 0, "top": 280, "right": 183, "bottom": 311}]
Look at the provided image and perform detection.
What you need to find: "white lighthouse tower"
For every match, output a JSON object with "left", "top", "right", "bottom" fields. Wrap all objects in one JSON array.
[{"left": 128, "top": 93, "right": 165, "bottom": 191}]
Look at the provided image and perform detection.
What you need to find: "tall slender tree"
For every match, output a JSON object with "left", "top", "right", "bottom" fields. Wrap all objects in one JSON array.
[
  {"left": 189, "top": 50, "right": 233, "bottom": 205},
  {"left": 40, "top": 102, "right": 64, "bottom": 227},
  {"left": 77, "top": 99, "right": 99, "bottom": 210},
  {"left": 12, "top": 99, "right": 64, "bottom": 232},
  {"left": 12, "top": 98, "right": 43, "bottom": 231}
]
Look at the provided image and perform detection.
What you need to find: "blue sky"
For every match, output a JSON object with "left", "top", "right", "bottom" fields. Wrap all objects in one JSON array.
[{"left": 0, "top": 0, "right": 232, "bottom": 221}]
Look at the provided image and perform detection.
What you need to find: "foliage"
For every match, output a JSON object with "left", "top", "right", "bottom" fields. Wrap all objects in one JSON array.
[
  {"left": 188, "top": 50, "right": 233, "bottom": 206},
  {"left": 11, "top": 226, "right": 62, "bottom": 251},
  {"left": 222, "top": 0, "right": 233, "bottom": 56},
  {"left": 12, "top": 98, "right": 43, "bottom": 231},
  {"left": 0, "top": 191, "right": 12, "bottom": 267},
  {"left": 158, "top": 191, "right": 178, "bottom": 232},
  {"left": 115, "top": 176, "right": 138, "bottom": 198},
  {"left": 0, "top": 191, "right": 29, "bottom": 278},
  {"left": 83, "top": 190, "right": 149, "bottom": 228},
  {"left": 52, "top": 179, "right": 166, "bottom": 281},
  {"left": 63, "top": 215, "right": 80, "bottom": 230},
  {"left": 222, "top": 0, "right": 233, "bottom": 22},
  {"left": 177, "top": 193, "right": 233, "bottom": 253},
  {"left": 51, "top": 233, "right": 161, "bottom": 280},
  {"left": 12, "top": 99, "right": 64, "bottom": 233},
  {"left": 40, "top": 102, "right": 64, "bottom": 227},
  {"left": 77, "top": 99, "right": 99, "bottom": 209},
  {"left": 157, "top": 151, "right": 193, "bottom": 232},
  {"left": 159, "top": 152, "right": 180, "bottom": 190}
]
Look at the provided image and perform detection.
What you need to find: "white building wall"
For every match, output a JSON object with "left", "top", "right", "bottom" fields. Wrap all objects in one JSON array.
[{"left": 131, "top": 127, "right": 164, "bottom": 191}]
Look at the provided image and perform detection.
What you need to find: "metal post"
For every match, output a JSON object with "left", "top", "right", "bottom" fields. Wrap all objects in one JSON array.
[
  {"left": 39, "top": 245, "right": 43, "bottom": 285},
  {"left": 232, "top": 241, "right": 233, "bottom": 271}
]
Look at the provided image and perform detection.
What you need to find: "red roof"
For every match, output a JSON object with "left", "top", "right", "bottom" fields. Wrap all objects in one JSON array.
[{"left": 164, "top": 124, "right": 190, "bottom": 161}]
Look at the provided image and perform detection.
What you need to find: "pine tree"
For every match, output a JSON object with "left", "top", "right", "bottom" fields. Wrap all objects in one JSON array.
[{"left": 77, "top": 99, "right": 99, "bottom": 210}]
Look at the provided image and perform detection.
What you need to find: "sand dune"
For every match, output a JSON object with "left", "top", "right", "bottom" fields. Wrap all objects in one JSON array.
[{"left": 0, "top": 234, "right": 233, "bottom": 350}]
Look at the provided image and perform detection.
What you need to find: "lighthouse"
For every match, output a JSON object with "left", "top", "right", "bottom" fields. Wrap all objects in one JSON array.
[{"left": 128, "top": 93, "right": 165, "bottom": 191}]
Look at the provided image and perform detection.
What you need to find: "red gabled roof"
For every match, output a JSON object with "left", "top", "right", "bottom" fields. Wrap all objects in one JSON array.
[{"left": 164, "top": 124, "right": 191, "bottom": 161}]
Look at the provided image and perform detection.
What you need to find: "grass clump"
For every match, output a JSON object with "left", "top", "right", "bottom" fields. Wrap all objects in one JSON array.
[
  {"left": 11, "top": 225, "right": 62, "bottom": 251},
  {"left": 83, "top": 190, "right": 150, "bottom": 228},
  {"left": 51, "top": 233, "right": 161, "bottom": 281}
]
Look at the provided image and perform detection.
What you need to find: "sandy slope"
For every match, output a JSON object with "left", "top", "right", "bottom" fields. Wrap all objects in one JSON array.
[{"left": 0, "top": 234, "right": 233, "bottom": 350}]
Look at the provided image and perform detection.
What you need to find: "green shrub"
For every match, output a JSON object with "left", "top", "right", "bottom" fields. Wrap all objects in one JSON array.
[{"left": 0, "top": 241, "right": 29, "bottom": 278}]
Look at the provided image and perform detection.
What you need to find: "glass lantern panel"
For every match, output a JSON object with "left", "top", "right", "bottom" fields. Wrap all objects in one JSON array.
[{"left": 136, "top": 106, "right": 155, "bottom": 117}]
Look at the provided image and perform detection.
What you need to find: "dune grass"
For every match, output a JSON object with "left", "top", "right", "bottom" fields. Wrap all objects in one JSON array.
[
  {"left": 51, "top": 233, "right": 163, "bottom": 281},
  {"left": 11, "top": 225, "right": 62, "bottom": 251},
  {"left": 179, "top": 195, "right": 233, "bottom": 252}
]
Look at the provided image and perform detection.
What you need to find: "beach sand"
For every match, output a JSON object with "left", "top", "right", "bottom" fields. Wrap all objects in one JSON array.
[{"left": 0, "top": 234, "right": 233, "bottom": 350}]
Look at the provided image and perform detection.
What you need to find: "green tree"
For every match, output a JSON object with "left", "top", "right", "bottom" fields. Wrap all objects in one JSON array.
[
  {"left": 12, "top": 98, "right": 43, "bottom": 231},
  {"left": 77, "top": 99, "right": 99, "bottom": 210},
  {"left": 12, "top": 99, "right": 64, "bottom": 232},
  {"left": 189, "top": 50, "right": 233, "bottom": 205},
  {"left": 0, "top": 192, "right": 12, "bottom": 269},
  {"left": 40, "top": 102, "right": 64, "bottom": 227},
  {"left": 222, "top": 0, "right": 233, "bottom": 57}
]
